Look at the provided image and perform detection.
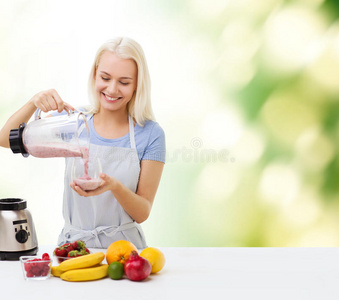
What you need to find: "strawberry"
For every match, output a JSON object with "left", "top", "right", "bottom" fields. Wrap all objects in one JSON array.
[
  {"left": 71, "top": 240, "right": 86, "bottom": 251},
  {"left": 67, "top": 247, "right": 90, "bottom": 257},
  {"left": 67, "top": 250, "right": 83, "bottom": 257},
  {"left": 54, "top": 247, "right": 67, "bottom": 257},
  {"left": 53, "top": 240, "right": 88, "bottom": 261},
  {"left": 62, "top": 243, "right": 74, "bottom": 253}
]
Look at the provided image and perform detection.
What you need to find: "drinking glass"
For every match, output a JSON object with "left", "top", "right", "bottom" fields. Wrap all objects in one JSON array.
[{"left": 71, "top": 157, "right": 103, "bottom": 190}]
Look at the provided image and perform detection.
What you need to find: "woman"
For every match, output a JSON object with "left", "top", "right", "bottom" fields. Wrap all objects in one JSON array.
[{"left": 0, "top": 37, "right": 165, "bottom": 249}]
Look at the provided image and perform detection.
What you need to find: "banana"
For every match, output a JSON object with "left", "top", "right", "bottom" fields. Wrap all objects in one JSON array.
[
  {"left": 60, "top": 264, "right": 108, "bottom": 282},
  {"left": 51, "top": 263, "right": 103, "bottom": 277},
  {"left": 51, "top": 266, "right": 64, "bottom": 277},
  {"left": 58, "top": 252, "right": 105, "bottom": 272}
]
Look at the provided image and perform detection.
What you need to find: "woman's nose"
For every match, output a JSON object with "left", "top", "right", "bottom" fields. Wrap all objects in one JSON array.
[{"left": 107, "top": 81, "right": 118, "bottom": 95}]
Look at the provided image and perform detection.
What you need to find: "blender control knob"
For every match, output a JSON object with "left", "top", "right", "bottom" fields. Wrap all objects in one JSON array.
[{"left": 16, "top": 229, "right": 28, "bottom": 243}]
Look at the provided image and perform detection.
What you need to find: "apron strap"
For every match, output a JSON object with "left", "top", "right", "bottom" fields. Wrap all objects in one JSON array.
[
  {"left": 128, "top": 115, "right": 136, "bottom": 149},
  {"left": 80, "top": 114, "right": 135, "bottom": 149},
  {"left": 62, "top": 221, "right": 140, "bottom": 248}
]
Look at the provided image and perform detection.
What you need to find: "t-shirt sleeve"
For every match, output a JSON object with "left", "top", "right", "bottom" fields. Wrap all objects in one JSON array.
[{"left": 142, "top": 122, "right": 166, "bottom": 163}]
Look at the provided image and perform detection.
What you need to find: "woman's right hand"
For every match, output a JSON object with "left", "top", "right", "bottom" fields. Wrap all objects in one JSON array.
[
  {"left": 30, "top": 89, "right": 75, "bottom": 113},
  {"left": 0, "top": 88, "right": 76, "bottom": 148}
]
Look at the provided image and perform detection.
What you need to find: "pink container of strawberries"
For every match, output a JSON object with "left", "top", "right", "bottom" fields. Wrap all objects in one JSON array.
[{"left": 20, "top": 253, "right": 52, "bottom": 280}]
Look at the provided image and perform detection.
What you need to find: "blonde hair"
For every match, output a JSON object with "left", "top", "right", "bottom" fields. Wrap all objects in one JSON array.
[{"left": 88, "top": 37, "right": 154, "bottom": 126}]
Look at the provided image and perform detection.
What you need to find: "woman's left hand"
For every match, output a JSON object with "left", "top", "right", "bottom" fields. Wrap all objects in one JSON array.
[{"left": 70, "top": 173, "right": 117, "bottom": 197}]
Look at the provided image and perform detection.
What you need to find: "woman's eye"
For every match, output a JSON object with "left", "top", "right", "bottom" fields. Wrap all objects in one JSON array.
[
  {"left": 101, "top": 77, "right": 110, "bottom": 81},
  {"left": 120, "top": 82, "right": 129, "bottom": 85}
]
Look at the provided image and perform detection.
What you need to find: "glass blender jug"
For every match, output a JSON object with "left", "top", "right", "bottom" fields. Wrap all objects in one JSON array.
[{"left": 9, "top": 109, "right": 90, "bottom": 158}]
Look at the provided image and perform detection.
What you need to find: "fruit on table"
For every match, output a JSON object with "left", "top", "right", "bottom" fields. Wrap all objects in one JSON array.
[
  {"left": 51, "top": 266, "right": 63, "bottom": 277},
  {"left": 107, "top": 262, "right": 124, "bottom": 280},
  {"left": 106, "top": 240, "right": 138, "bottom": 265},
  {"left": 58, "top": 252, "right": 105, "bottom": 272},
  {"left": 54, "top": 240, "right": 90, "bottom": 262},
  {"left": 67, "top": 248, "right": 90, "bottom": 257},
  {"left": 24, "top": 253, "right": 51, "bottom": 278},
  {"left": 124, "top": 250, "right": 151, "bottom": 281},
  {"left": 52, "top": 262, "right": 103, "bottom": 278},
  {"left": 60, "top": 264, "right": 108, "bottom": 282},
  {"left": 54, "top": 246, "right": 68, "bottom": 258},
  {"left": 140, "top": 247, "right": 165, "bottom": 273}
]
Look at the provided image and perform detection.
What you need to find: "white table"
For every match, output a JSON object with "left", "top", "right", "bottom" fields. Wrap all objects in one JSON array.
[{"left": 2, "top": 246, "right": 339, "bottom": 300}]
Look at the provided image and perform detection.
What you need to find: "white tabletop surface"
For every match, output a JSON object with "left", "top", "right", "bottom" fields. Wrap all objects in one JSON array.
[{"left": 2, "top": 246, "right": 339, "bottom": 300}]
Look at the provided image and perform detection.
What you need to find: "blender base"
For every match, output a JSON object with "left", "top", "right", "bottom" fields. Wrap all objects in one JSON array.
[{"left": 0, "top": 247, "right": 39, "bottom": 261}]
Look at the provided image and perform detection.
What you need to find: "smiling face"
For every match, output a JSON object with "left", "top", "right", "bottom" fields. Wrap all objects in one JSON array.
[{"left": 95, "top": 51, "right": 138, "bottom": 114}]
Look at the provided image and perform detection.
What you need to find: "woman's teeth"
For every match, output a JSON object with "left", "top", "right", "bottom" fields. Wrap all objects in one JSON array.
[{"left": 105, "top": 94, "right": 120, "bottom": 101}]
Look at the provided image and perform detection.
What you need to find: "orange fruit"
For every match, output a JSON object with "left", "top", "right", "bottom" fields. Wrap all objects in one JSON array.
[
  {"left": 140, "top": 247, "right": 165, "bottom": 273},
  {"left": 106, "top": 240, "right": 137, "bottom": 265}
]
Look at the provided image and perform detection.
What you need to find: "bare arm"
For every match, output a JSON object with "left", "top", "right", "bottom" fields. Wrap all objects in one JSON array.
[
  {"left": 70, "top": 160, "right": 165, "bottom": 223},
  {"left": 0, "top": 100, "right": 37, "bottom": 148},
  {"left": 0, "top": 89, "right": 74, "bottom": 148}
]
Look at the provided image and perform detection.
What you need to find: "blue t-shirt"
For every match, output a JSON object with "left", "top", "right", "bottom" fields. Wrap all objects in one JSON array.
[{"left": 87, "top": 115, "right": 166, "bottom": 163}]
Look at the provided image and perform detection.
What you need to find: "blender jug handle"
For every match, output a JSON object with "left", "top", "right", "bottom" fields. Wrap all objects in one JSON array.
[
  {"left": 76, "top": 112, "right": 90, "bottom": 157},
  {"left": 35, "top": 106, "right": 73, "bottom": 120}
]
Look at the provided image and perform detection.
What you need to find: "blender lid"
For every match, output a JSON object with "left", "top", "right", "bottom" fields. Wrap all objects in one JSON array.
[
  {"left": 0, "top": 198, "right": 27, "bottom": 211},
  {"left": 9, "top": 123, "right": 29, "bottom": 157}
]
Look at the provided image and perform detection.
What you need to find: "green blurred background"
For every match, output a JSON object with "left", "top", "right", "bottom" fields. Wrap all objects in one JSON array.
[{"left": 1, "top": 0, "right": 339, "bottom": 247}]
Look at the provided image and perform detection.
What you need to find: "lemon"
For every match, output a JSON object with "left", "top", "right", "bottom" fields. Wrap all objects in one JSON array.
[
  {"left": 140, "top": 247, "right": 165, "bottom": 274},
  {"left": 107, "top": 262, "right": 124, "bottom": 280}
]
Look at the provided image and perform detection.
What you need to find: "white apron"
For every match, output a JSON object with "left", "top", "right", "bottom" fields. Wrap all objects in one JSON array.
[{"left": 57, "top": 115, "right": 147, "bottom": 249}]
